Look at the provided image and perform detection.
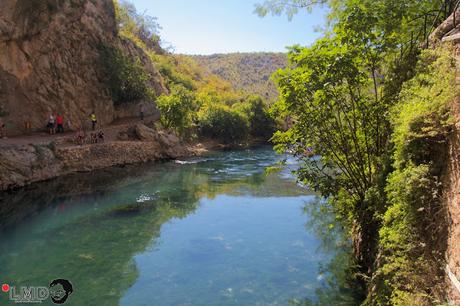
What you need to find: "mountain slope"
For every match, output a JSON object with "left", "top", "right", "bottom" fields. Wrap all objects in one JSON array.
[{"left": 190, "top": 52, "right": 287, "bottom": 102}]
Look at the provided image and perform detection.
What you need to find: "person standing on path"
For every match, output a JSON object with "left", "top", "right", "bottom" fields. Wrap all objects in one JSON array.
[
  {"left": 67, "top": 118, "right": 73, "bottom": 131},
  {"left": 139, "top": 104, "right": 145, "bottom": 121},
  {"left": 56, "top": 113, "right": 64, "bottom": 133},
  {"left": 24, "top": 118, "right": 31, "bottom": 134},
  {"left": 0, "top": 117, "right": 6, "bottom": 139},
  {"left": 47, "top": 113, "right": 56, "bottom": 135},
  {"left": 90, "top": 112, "right": 97, "bottom": 131}
]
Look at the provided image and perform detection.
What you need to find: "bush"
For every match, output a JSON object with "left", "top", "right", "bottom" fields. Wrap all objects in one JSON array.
[
  {"left": 98, "top": 44, "right": 153, "bottom": 105},
  {"left": 369, "top": 45, "right": 457, "bottom": 306},
  {"left": 391, "top": 46, "right": 457, "bottom": 169},
  {"left": 198, "top": 104, "right": 249, "bottom": 143},
  {"left": 234, "top": 95, "right": 276, "bottom": 139},
  {"left": 157, "top": 58, "right": 196, "bottom": 90},
  {"left": 156, "top": 85, "right": 197, "bottom": 136},
  {"left": 114, "top": 0, "right": 161, "bottom": 50}
]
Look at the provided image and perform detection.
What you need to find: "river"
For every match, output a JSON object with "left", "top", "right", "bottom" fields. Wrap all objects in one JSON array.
[{"left": 0, "top": 146, "right": 360, "bottom": 305}]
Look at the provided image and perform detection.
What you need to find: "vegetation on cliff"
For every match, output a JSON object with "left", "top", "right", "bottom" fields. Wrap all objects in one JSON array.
[
  {"left": 98, "top": 43, "right": 154, "bottom": 105},
  {"left": 258, "top": 0, "right": 459, "bottom": 304}
]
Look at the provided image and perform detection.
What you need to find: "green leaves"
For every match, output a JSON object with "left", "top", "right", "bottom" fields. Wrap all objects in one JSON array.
[
  {"left": 254, "top": 0, "right": 328, "bottom": 21},
  {"left": 156, "top": 85, "right": 198, "bottom": 136},
  {"left": 98, "top": 44, "right": 153, "bottom": 105},
  {"left": 197, "top": 103, "right": 249, "bottom": 144},
  {"left": 391, "top": 46, "right": 457, "bottom": 169},
  {"left": 273, "top": 33, "right": 385, "bottom": 201}
]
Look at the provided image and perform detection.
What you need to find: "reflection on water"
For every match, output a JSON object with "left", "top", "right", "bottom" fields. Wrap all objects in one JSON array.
[{"left": 0, "top": 146, "right": 360, "bottom": 305}]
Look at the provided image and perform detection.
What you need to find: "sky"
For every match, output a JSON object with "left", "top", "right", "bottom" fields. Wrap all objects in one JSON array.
[{"left": 129, "top": 0, "right": 328, "bottom": 55}]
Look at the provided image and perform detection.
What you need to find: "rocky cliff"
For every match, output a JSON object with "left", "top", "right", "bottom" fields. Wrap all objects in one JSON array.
[
  {"left": 430, "top": 14, "right": 460, "bottom": 304},
  {"left": 0, "top": 0, "right": 166, "bottom": 135}
]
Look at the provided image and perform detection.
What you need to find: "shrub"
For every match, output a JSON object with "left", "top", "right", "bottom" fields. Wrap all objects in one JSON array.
[
  {"left": 198, "top": 104, "right": 249, "bottom": 143},
  {"left": 156, "top": 85, "right": 197, "bottom": 136},
  {"left": 234, "top": 95, "right": 276, "bottom": 139},
  {"left": 391, "top": 46, "right": 457, "bottom": 169},
  {"left": 98, "top": 44, "right": 153, "bottom": 105},
  {"left": 369, "top": 45, "right": 458, "bottom": 306},
  {"left": 156, "top": 58, "right": 196, "bottom": 90},
  {"left": 114, "top": 0, "right": 161, "bottom": 50}
]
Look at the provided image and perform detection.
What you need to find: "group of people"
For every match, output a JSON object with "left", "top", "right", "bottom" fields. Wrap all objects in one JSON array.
[
  {"left": 0, "top": 105, "right": 147, "bottom": 142},
  {"left": 46, "top": 112, "right": 98, "bottom": 134},
  {"left": 75, "top": 128, "right": 104, "bottom": 145},
  {"left": 46, "top": 113, "right": 66, "bottom": 134},
  {"left": 44, "top": 112, "right": 105, "bottom": 145}
]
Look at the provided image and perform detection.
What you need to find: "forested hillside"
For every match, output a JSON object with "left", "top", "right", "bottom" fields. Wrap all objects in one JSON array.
[{"left": 190, "top": 53, "right": 287, "bottom": 102}]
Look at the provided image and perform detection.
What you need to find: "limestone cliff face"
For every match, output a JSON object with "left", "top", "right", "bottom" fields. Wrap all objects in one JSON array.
[{"left": 0, "top": 0, "right": 166, "bottom": 135}]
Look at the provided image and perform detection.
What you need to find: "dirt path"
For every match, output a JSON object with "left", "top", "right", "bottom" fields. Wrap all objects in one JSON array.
[{"left": 0, "top": 116, "right": 156, "bottom": 148}]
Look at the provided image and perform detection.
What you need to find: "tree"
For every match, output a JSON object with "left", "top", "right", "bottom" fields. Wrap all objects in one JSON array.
[
  {"left": 254, "top": 0, "right": 328, "bottom": 20},
  {"left": 234, "top": 95, "right": 276, "bottom": 139},
  {"left": 114, "top": 0, "right": 162, "bottom": 50},
  {"left": 262, "top": 0, "right": 458, "bottom": 302},
  {"left": 156, "top": 85, "right": 198, "bottom": 136},
  {"left": 198, "top": 104, "right": 249, "bottom": 143}
]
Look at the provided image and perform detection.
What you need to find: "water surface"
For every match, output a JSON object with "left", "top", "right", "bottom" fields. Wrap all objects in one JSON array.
[{"left": 0, "top": 146, "right": 359, "bottom": 305}]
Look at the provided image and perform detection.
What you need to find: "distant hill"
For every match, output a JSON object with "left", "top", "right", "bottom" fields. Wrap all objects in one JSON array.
[{"left": 190, "top": 53, "right": 287, "bottom": 102}]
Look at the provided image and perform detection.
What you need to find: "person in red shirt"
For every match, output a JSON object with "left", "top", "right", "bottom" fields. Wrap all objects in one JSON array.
[{"left": 56, "top": 113, "right": 64, "bottom": 133}]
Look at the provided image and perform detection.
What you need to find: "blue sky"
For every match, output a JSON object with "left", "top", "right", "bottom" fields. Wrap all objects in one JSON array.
[{"left": 129, "top": 0, "right": 328, "bottom": 54}]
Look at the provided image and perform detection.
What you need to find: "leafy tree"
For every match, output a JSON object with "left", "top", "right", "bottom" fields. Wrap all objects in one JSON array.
[
  {"left": 258, "top": 0, "right": 459, "bottom": 303},
  {"left": 254, "top": 0, "right": 328, "bottom": 20},
  {"left": 156, "top": 85, "right": 198, "bottom": 136},
  {"left": 114, "top": 0, "right": 161, "bottom": 50},
  {"left": 198, "top": 104, "right": 249, "bottom": 143},
  {"left": 234, "top": 95, "right": 276, "bottom": 139},
  {"left": 155, "top": 56, "right": 196, "bottom": 91}
]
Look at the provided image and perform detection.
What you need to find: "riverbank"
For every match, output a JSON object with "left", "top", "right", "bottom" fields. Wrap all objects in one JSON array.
[{"left": 0, "top": 122, "right": 259, "bottom": 192}]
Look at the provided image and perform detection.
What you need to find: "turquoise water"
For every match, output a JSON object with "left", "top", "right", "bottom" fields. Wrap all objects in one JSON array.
[{"left": 0, "top": 146, "right": 359, "bottom": 305}]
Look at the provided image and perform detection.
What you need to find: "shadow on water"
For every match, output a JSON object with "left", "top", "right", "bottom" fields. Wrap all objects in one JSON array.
[
  {"left": 289, "top": 197, "right": 365, "bottom": 306},
  {"left": 0, "top": 146, "right": 361, "bottom": 305}
]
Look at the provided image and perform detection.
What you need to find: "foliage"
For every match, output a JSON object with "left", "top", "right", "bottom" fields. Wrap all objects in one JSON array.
[
  {"left": 368, "top": 46, "right": 457, "bottom": 306},
  {"left": 260, "top": 0, "right": 459, "bottom": 304},
  {"left": 370, "top": 164, "right": 442, "bottom": 306},
  {"left": 198, "top": 104, "right": 249, "bottom": 143},
  {"left": 156, "top": 85, "right": 198, "bottom": 136},
  {"left": 272, "top": 35, "right": 388, "bottom": 203},
  {"left": 154, "top": 55, "right": 196, "bottom": 90},
  {"left": 234, "top": 95, "right": 276, "bottom": 139},
  {"left": 254, "top": 0, "right": 328, "bottom": 20},
  {"left": 114, "top": 0, "right": 161, "bottom": 51},
  {"left": 98, "top": 44, "right": 153, "bottom": 105},
  {"left": 391, "top": 46, "right": 457, "bottom": 169}
]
